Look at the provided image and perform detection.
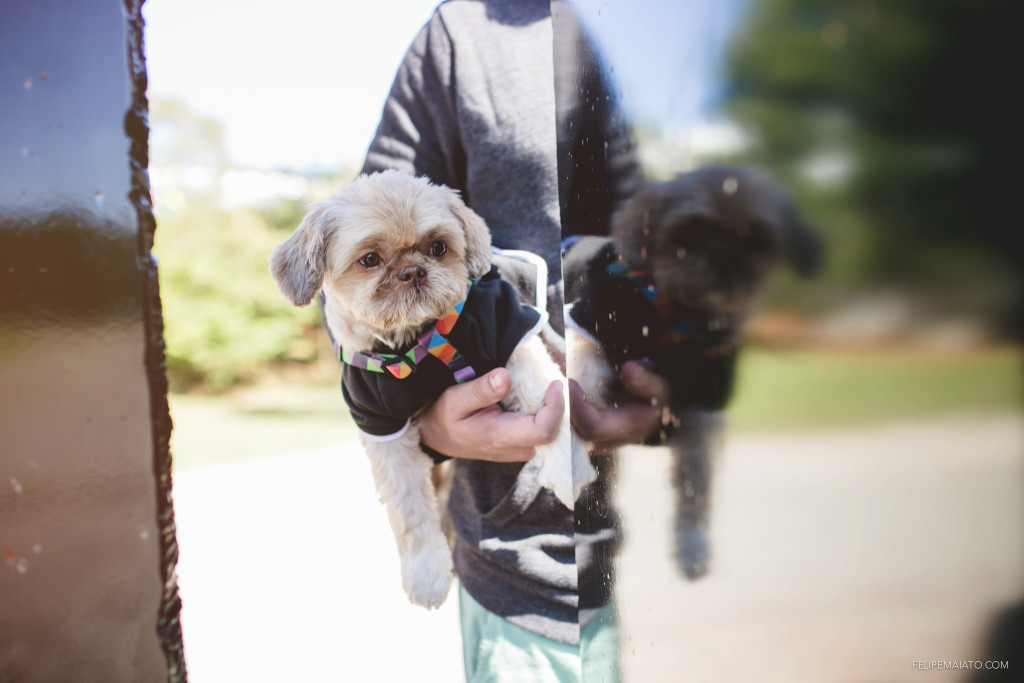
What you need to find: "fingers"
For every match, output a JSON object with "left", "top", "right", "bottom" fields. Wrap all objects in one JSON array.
[
  {"left": 568, "top": 379, "right": 603, "bottom": 437},
  {"left": 455, "top": 406, "right": 540, "bottom": 462},
  {"left": 439, "top": 368, "right": 512, "bottom": 421},
  {"left": 474, "top": 380, "right": 564, "bottom": 450},
  {"left": 620, "top": 360, "right": 671, "bottom": 405},
  {"left": 419, "top": 373, "right": 564, "bottom": 463},
  {"left": 570, "top": 380, "right": 661, "bottom": 447},
  {"left": 524, "top": 380, "right": 565, "bottom": 444},
  {"left": 569, "top": 363, "right": 670, "bottom": 452}
]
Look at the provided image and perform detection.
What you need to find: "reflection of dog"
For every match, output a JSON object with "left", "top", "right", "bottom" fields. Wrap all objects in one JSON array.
[
  {"left": 567, "top": 164, "right": 821, "bottom": 579},
  {"left": 270, "top": 170, "right": 581, "bottom": 608}
]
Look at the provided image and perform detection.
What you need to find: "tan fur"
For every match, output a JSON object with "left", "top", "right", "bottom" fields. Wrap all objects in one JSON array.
[{"left": 269, "top": 170, "right": 580, "bottom": 608}]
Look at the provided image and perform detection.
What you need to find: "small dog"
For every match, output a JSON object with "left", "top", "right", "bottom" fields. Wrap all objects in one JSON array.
[
  {"left": 270, "top": 170, "right": 585, "bottom": 608},
  {"left": 566, "top": 164, "right": 821, "bottom": 579}
]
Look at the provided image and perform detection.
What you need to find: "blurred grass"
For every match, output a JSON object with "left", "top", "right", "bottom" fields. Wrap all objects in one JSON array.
[
  {"left": 168, "top": 347, "right": 1021, "bottom": 471},
  {"left": 169, "top": 378, "right": 354, "bottom": 471},
  {"left": 729, "top": 346, "right": 1022, "bottom": 432}
]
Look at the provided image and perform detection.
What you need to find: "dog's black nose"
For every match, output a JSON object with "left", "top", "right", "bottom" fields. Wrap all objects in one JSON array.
[{"left": 397, "top": 264, "right": 427, "bottom": 284}]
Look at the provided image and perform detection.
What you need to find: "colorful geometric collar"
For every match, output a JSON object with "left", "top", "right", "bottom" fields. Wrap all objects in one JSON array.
[
  {"left": 339, "top": 279, "right": 477, "bottom": 383},
  {"left": 604, "top": 260, "right": 735, "bottom": 346}
]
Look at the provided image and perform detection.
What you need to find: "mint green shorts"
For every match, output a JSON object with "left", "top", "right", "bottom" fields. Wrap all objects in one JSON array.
[{"left": 458, "top": 584, "right": 621, "bottom": 683}]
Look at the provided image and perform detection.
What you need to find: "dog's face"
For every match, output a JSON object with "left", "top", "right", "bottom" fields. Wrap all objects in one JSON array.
[
  {"left": 613, "top": 165, "right": 821, "bottom": 314},
  {"left": 270, "top": 170, "right": 492, "bottom": 347}
]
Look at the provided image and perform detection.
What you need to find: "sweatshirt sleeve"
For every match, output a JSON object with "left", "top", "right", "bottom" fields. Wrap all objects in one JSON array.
[{"left": 361, "top": 10, "right": 466, "bottom": 190}]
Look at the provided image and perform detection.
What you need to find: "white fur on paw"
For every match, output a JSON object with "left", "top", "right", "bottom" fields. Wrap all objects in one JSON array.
[
  {"left": 402, "top": 534, "right": 454, "bottom": 609},
  {"left": 536, "top": 436, "right": 574, "bottom": 509},
  {"left": 676, "top": 524, "right": 711, "bottom": 581},
  {"left": 571, "top": 435, "right": 598, "bottom": 501}
]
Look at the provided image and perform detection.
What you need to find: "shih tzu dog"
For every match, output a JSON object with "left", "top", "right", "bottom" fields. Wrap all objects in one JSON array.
[
  {"left": 566, "top": 164, "right": 821, "bottom": 579},
  {"left": 270, "top": 170, "right": 584, "bottom": 608}
]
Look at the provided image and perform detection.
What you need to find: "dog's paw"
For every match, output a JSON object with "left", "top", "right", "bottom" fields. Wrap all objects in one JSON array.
[
  {"left": 675, "top": 523, "right": 711, "bottom": 581},
  {"left": 571, "top": 435, "right": 598, "bottom": 501},
  {"left": 402, "top": 534, "right": 454, "bottom": 609},
  {"left": 535, "top": 429, "right": 575, "bottom": 509}
]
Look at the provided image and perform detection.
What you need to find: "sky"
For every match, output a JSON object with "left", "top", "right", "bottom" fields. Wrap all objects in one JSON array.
[
  {"left": 144, "top": 0, "right": 442, "bottom": 171},
  {"left": 573, "top": 0, "right": 747, "bottom": 131},
  {"left": 143, "top": 0, "right": 747, "bottom": 173}
]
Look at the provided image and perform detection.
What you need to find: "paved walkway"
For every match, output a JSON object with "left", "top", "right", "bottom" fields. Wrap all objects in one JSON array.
[
  {"left": 615, "top": 414, "right": 1024, "bottom": 682},
  {"left": 172, "top": 444, "right": 464, "bottom": 683},
  {"left": 172, "top": 414, "right": 1022, "bottom": 681}
]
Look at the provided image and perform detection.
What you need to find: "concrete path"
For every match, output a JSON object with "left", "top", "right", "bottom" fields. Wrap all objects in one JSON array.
[
  {"left": 171, "top": 414, "right": 1022, "bottom": 681},
  {"left": 615, "top": 414, "right": 1024, "bottom": 682},
  {"left": 172, "top": 444, "right": 463, "bottom": 683}
]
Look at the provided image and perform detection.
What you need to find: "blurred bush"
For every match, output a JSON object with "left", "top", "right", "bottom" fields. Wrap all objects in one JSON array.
[
  {"left": 154, "top": 198, "right": 323, "bottom": 391},
  {"left": 716, "top": 0, "right": 1019, "bottom": 332}
]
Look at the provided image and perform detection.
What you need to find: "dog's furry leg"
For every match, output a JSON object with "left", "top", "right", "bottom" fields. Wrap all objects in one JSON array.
[
  {"left": 502, "top": 335, "right": 586, "bottom": 508},
  {"left": 363, "top": 423, "right": 453, "bottom": 608},
  {"left": 430, "top": 459, "right": 455, "bottom": 548},
  {"left": 565, "top": 328, "right": 611, "bottom": 501},
  {"left": 670, "top": 409, "right": 723, "bottom": 580}
]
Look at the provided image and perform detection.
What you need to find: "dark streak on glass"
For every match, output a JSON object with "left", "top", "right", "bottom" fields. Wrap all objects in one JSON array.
[{"left": 123, "top": 0, "right": 186, "bottom": 679}]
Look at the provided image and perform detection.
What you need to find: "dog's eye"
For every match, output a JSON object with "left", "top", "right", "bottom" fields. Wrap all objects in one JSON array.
[
  {"left": 358, "top": 252, "right": 381, "bottom": 269},
  {"left": 428, "top": 240, "right": 447, "bottom": 258}
]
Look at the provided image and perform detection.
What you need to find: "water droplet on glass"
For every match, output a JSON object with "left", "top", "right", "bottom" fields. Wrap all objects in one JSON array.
[
  {"left": 4, "top": 550, "right": 15, "bottom": 566},
  {"left": 723, "top": 176, "right": 739, "bottom": 195},
  {"left": 642, "top": 325, "right": 649, "bottom": 337},
  {"left": 32, "top": 544, "right": 42, "bottom": 555},
  {"left": 23, "top": 77, "right": 32, "bottom": 90},
  {"left": 40, "top": 71, "right": 49, "bottom": 81},
  {"left": 9, "top": 478, "right": 22, "bottom": 494},
  {"left": 94, "top": 190, "right": 104, "bottom": 206},
  {"left": 676, "top": 248, "right": 686, "bottom": 258},
  {"left": 16, "top": 558, "right": 28, "bottom": 574},
  {"left": 138, "top": 525, "right": 149, "bottom": 541}
]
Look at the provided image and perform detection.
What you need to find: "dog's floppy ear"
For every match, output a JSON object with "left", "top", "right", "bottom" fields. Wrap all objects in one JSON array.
[
  {"left": 447, "top": 193, "right": 492, "bottom": 279},
  {"left": 611, "top": 190, "right": 657, "bottom": 269},
  {"left": 779, "top": 204, "right": 824, "bottom": 278},
  {"left": 269, "top": 203, "right": 334, "bottom": 306}
]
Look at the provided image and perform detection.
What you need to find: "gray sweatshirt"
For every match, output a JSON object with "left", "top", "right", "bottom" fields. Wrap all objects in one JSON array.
[{"left": 361, "top": 0, "right": 579, "bottom": 645}]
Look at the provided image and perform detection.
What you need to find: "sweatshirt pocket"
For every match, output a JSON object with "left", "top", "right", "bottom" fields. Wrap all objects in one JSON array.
[{"left": 481, "top": 457, "right": 543, "bottom": 529}]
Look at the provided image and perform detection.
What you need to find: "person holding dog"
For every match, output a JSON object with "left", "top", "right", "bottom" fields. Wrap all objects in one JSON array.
[{"left": 358, "top": 1, "right": 665, "bottom": 680}]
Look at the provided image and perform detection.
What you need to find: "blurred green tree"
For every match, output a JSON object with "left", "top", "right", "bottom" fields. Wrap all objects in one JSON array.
[
  {"left": 155, "top": 201, "right": 324, "bottom": 391},
  {"left": 148, "top": 97, "right": 342, "bottom": 390},
  {"left": 724, "top": 0, "right": 1016, "bottom": 295}
]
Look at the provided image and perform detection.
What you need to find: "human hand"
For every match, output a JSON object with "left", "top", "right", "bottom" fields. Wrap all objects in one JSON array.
[
  {"left": 569, "top": 360, "right": 671, "bottom": 455},
  {"left": 419, "top": 368, "right": 565, "bottom": 462}
]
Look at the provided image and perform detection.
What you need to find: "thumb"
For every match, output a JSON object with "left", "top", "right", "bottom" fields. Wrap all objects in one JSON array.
[{"left": 448, "top": 368, "right": 511, "bottom": 419}]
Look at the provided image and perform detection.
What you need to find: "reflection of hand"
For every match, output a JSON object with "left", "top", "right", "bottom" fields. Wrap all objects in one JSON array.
[
  {"left": 569, "top": 360, "right": 671, "bottom": 455},
  {"left": 419, "top": 368, "right": 565, "bottom": 463}
]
